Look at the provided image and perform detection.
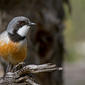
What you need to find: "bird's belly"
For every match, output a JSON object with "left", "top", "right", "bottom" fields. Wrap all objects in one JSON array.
[{"left": 0, "top": 41, "right": 27, "bottom": 65}]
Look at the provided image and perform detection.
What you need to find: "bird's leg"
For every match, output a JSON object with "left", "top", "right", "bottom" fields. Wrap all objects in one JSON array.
[
  {"left": 6, "top": 63, "right": 13, "bottom": 72},
  {"left": 3, "top": 63, "right": 13, "bottom": 78}
]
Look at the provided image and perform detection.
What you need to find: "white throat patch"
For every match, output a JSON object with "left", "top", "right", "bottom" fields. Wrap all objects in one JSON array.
[{"left": 17, "top": 25, "right": 30, "bottom": 37}]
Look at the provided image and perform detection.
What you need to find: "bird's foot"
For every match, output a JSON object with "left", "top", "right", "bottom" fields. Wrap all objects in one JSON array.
[{"left": 12, "top": 62, "right": 25, "bottom": 72}]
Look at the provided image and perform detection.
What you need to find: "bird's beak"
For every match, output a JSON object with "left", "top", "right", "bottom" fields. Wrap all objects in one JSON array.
[{"left": 29, "top": 22, "right": 36, "bottom": 26}]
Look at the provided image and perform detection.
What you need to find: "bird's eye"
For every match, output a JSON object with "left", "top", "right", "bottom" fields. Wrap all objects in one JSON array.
[{"left": 18, "top": 21, "right": 26, "bottom": 26}]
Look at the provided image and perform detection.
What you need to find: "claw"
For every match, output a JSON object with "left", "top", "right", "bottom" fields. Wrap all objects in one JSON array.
[{"left": 12, "top": 62, "right": 25, "bottom": 72}]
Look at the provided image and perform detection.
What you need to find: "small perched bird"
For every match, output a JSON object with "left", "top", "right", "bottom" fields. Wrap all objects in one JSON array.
[{"left": 0, "top": 16, "right": 35, "bottom": 72}]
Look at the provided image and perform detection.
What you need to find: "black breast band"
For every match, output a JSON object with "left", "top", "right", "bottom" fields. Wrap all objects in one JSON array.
[{"left": 8, "top": 32, "right": 25, "bottom": 42}]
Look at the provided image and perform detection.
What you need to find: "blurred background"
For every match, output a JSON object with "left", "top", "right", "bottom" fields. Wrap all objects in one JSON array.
[
  {"left": 64, "top": 0, "right": 85, "bottom": 85},
  {"left": 0, "top": 0, "right": 85, "bottom": 85}
]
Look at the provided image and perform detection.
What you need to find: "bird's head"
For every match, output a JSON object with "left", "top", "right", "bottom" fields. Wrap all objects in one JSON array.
[{"left": 7, "top": 16, "right": 35, "bottom": 38}]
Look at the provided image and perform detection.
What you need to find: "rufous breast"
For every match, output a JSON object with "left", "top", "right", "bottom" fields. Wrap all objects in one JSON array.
[{"left": 0, "top": 40, "right": 27, "bottom": 65}]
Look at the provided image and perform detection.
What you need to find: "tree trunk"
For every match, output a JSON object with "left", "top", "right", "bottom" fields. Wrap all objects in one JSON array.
[{"left": 0, "top": 0, "right": 71, "bottom": 85}]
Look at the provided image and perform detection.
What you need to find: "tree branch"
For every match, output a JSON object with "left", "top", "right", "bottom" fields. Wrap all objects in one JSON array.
[{"left": 0, "top": 63, "right": 63, "bottom": 85}]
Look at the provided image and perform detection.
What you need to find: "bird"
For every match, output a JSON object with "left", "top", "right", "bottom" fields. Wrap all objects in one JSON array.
[{"left": 0, "top": 16, "right": 35, "bottom": 72}]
